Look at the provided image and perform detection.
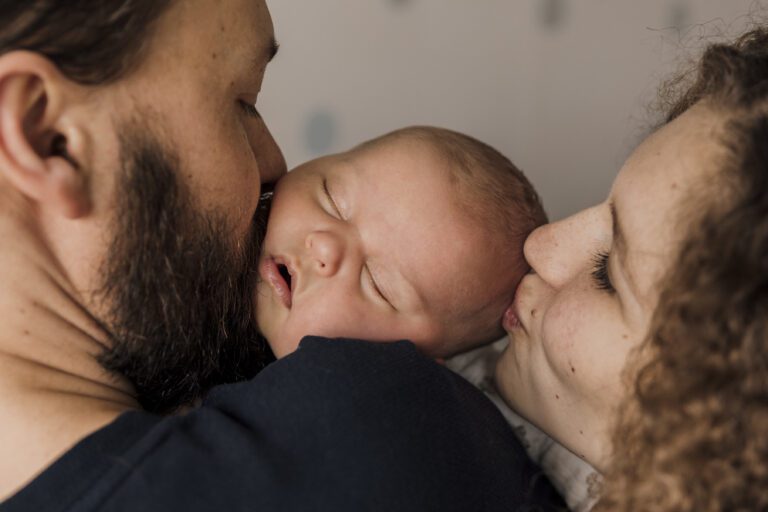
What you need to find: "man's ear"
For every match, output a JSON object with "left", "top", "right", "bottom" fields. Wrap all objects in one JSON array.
[{"left": 0, "top": 51, "right": 91, "bottom": 218}]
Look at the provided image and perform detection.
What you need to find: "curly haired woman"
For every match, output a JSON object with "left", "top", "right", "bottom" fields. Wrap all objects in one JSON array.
[{"left": 495, "top": 25, "right": 768, "bottom": 510}]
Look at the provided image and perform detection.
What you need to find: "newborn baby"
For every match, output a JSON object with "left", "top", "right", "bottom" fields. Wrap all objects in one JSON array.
[{"left": 256, "top": 126, "right": 546, "bottom": 359}]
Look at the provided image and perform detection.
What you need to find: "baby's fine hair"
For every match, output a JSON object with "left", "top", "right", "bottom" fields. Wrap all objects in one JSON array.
[{"left": 358, "top": 126, "right": 548, "bottom": 262}]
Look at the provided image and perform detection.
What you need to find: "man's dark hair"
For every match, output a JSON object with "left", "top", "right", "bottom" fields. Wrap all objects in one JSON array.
[{"left": 0, "top": 1, "right": 174, "bottom": 84}]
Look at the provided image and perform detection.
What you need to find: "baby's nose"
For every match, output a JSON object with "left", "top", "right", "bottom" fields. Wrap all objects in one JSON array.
[{"left": 305, "top": 231, "right": 344, "bottom": 277}]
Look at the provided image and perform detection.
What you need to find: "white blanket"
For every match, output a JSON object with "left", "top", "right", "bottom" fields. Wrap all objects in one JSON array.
[{"left": 447, "top": 339, "right": 599, "bottom": 512}]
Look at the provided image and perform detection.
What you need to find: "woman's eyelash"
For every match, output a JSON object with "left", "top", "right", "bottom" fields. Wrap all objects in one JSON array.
[
  {"left": 238, "top": 100, "right": 261, "bottom": 118},
  {"left": 591, "top": 251, "right": 615, "bottom": 293}
]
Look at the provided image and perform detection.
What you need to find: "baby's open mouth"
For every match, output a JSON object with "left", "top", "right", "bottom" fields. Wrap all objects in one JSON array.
[
  {"left": 258, "top": 257, "right": 294, "bottom": 309},
  {"left": 277, "top": 263, "right": 292, "bottom": 290}
]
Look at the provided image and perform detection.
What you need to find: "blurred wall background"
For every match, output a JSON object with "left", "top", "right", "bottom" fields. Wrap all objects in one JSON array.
[{"left": 260, "top": 0, "right": 758, "bottom": 220}]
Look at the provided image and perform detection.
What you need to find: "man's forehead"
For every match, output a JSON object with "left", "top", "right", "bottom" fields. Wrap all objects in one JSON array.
[{"left": 148, "top": 0, "right": 275, "bottom": 64}]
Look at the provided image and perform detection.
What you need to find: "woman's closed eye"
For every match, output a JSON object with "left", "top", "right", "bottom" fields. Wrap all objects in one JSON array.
[{"left": 591, "top": 251, "right": 616, "bottom": 294}]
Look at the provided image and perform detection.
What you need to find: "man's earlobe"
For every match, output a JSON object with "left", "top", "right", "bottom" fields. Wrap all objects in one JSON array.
[{"left": 0, "top": 51, "right": 91, "bottom": 218}]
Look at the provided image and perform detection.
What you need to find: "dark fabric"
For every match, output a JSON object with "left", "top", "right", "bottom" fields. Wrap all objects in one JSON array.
[{"left": 3, "top": 337, "right": 565, "bottom": 512}]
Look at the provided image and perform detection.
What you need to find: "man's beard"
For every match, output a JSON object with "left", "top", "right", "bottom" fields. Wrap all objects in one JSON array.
[{"left": 97, "top": 127, "right": 272, "bottom": 414}]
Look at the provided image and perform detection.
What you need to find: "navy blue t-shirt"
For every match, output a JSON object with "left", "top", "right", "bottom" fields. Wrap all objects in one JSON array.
[{"left": 3, "top": 338, "right": 564, "bottom": 511}]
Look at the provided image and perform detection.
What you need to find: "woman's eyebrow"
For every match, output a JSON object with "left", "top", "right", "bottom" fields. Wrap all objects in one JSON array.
[
  {"left": 610, "top": 202, "right": 624, "bottom": 251},
  {"left": 610, "top": 201, "right": 641, "bottom": 299}
]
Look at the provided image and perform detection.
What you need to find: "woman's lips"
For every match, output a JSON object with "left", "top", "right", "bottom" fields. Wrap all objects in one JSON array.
[{"left": 259, "top": 257, "right": 292, "bottom": 308}]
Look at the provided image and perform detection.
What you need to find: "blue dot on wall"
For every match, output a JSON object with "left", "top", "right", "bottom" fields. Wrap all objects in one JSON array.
[
  {"left": 304, "top": 110, "right": 337, "bottom": 155},
  {"left": 668, "top": 2, "right": 690, "bottom": 32},
  {"left": 539, "top": 0, "right": 567, "bottom": 30}
]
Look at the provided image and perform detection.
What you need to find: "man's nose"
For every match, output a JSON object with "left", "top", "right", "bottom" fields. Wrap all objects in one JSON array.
[
  {"left": 258, "top": 123, "right": 287, "bottom": 185},
  {"left": 523, "top": 204, "right": 606, "bottom": 289},
  {"left": 305, "top": 231, "right": 344, "bottom": 277}
]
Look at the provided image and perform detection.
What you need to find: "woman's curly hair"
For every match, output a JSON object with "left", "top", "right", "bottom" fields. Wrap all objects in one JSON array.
[{"left": 596, "top": 26, "right": 768, "bottom": 511}]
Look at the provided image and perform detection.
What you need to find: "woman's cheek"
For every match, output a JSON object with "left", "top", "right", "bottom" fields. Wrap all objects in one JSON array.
[{"left": 541, "top": 291, "right": 600, "bottom": 381}]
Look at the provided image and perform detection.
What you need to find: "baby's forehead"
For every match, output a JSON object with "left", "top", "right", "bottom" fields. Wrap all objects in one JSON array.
[{"left": 353, "top": 132, "right": 449, "bottom": 166}]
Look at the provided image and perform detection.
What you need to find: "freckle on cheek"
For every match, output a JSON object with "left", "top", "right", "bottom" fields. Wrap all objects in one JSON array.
[{"left": 531, "top": 308, "right": 537, "bottom": 318}]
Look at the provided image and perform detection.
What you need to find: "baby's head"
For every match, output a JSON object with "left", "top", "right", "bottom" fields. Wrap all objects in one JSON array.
[{"left": 256, "top": 126, "right": 546, "bottom": 359}]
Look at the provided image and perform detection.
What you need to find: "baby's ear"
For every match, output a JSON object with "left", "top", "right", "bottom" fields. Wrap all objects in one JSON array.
[{"left": 0, "top": 51, "right": 91, "bottom": 218}]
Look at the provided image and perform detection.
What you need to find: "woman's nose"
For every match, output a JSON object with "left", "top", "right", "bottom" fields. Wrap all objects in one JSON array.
[
  {"left": 524, "top": 205, "right": 606, "bottom": 289},
  {"left": 305, "top": 231, "right": 344, "bottom": 277}
]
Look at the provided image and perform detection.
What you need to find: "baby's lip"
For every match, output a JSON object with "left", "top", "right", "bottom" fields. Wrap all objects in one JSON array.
[
  {"left": 503, "top": 301, "right": 521, "bottom": 332},
  {"left": 503, "top": 283, "right": 525, "bottom": 332},
  {"left": 258, "top": 256, "right": 294, "bottom": 309}
]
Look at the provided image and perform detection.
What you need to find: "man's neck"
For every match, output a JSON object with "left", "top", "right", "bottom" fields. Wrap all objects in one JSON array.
[{"left": 0, "top": 201, "right": 138, "bottom": 501}]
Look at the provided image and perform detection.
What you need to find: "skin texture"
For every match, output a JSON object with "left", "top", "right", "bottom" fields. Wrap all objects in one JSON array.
[
  {"left": 495, "top": 103, "right": 727, "bottom": 471},
  {"left": 256, "top": 138, "right": 524, "bottom": 359},
  {"left": 0, "top": 0, "right": 285, "bottom": 499}
]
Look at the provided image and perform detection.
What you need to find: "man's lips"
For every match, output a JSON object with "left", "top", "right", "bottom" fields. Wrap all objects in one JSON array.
[{"left": 259, "top": 257, "right": 293, "bottom": 308}]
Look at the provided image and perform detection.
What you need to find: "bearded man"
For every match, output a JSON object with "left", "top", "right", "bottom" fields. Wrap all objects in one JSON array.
[{"left": 0, "top": 1, "right": 563, "bottom": 510}]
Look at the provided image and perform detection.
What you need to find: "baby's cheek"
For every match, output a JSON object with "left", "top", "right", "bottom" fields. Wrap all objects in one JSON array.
[
  {"left": 268, "top": 332, "right": 302, "bottom": 359},
  {"left": 284, "top": 299, "right": 384, "bottom": 345}
]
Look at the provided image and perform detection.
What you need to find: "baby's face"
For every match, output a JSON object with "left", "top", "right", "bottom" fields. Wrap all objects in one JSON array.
[{"left": 255, "top": 139, "right": 521, "bottom": 359}]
